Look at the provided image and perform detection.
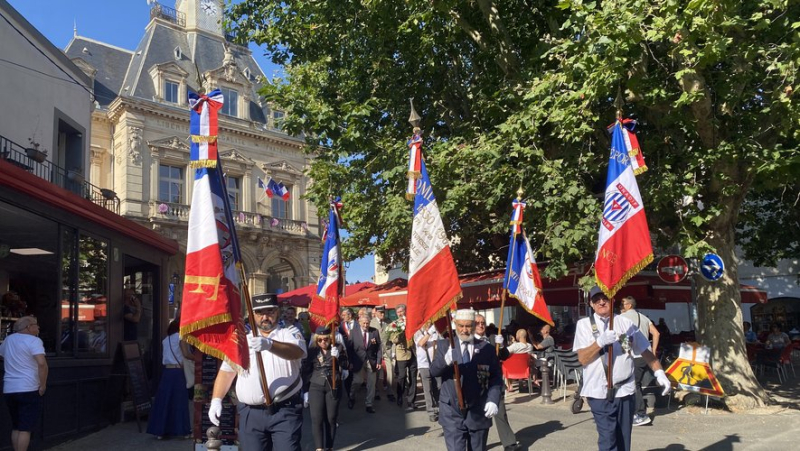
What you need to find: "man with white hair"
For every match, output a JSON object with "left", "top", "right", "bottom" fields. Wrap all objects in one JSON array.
[{"left": 430, "top": 309, "right": 502, "bottom": 451}]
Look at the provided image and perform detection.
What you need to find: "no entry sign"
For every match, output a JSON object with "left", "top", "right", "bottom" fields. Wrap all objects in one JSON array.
[{"left": 657, "top": 255, "right": 689, "bottom": 283}]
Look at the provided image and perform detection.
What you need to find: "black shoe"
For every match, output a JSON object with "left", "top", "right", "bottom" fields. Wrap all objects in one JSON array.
[
  {"left": 387, "top": 394, "right": 396, "bottom": 403},
  {"left": 429, "top": 414, "right": 438, "bottom": 422},
  {"left": 405, "top": 405, "right": 415, "bottom": 412},
  {"left": 348, "top": 399, "right": 355, "bottom": 409},
  {"left": 366, "top": 406, "right": 376, "bottom": 413},
  {"left": 375, "top": 394, "right": 381, "bottom": 401},
  {"left": 504, "top": 442, "right": 521, "bottom": 451},
  {"left": 396, "top": 396, "right": 403, "bottom": 407}
]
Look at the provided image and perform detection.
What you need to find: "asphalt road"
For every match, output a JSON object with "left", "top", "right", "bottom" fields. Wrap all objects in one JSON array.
[{"left": 48, "top": 380, "right": 800, "bottom": 451}]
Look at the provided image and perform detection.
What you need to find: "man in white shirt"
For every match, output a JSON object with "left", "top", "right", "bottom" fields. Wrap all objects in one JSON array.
[
  {"left": 574, "top": 289, "right": 670, "bottom": 451},
  {"left": 414, "top": 322, "right": 440, "bottom": 422},
  {"left": 619, "top": 296, "right": 661, "bottom": 426},
  {"left": 209, "top": 294, "right": 307, "bottom": 451},
  {"left": 0, "top": 316, "right": 47, "bottom": 451}
]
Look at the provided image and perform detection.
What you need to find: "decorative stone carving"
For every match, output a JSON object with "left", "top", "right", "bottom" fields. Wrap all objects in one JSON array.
[
  {"left": 128, "top": 126, "right": 142, "bottom": 166},
  {"left": 222, "top": 43, "right": 237, "bottom": 82}
]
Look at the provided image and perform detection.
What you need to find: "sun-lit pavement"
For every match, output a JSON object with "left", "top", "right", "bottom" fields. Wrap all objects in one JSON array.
[{"left": 47, "top": 375, "right": 800, "bottom": 451}]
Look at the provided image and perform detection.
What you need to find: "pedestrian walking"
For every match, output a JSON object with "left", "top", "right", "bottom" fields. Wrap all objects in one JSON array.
[
  {"left": 574, "top": 289, "right": 671, "bottom": 451},
  {"left": 474, "top": 314, "right": 520, "bottom": 451},
  {"left": 413, "top": 322, "right": 440, "bottom": 422},
  {"left": 348, "top": 315, "right": 382, "bottom": 413},
  {"left": 0, "top": 316, "right": 47, "bottom": 451},
  {"left": 302, "top": 326, "right": 349, "bottom": 451},
  {"left": 619, "top": 296, "right": 661, "bottom": 426},
  {"left": 208, "top": 293, "right": 307, "bottom": 450},
  {"left": 393, "top": 304, "right": 417, "bottom": 410},
  {"left": 146, "top": 319, "right": 191, "bottom": 440},
  {"left": 430, "top": 309, "right": 502, "bottom": 451}
]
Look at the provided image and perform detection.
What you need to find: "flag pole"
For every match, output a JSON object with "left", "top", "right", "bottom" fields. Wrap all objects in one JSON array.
[
  {"left": 330, "top": 198, "right": 345, "bottom": 390},
  {"left": 607, "top": 297, "right": 614, "bottom": 394},
  {"left": 216, "top": 160, "right": 273, "bottom": 406}
]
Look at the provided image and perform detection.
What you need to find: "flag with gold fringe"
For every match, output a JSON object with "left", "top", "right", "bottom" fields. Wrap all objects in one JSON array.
[
  {"left": 406, "top": 150, "right": 462, "bottom": 341},
  {"left": 594, "top": 120, "right": 654, "bottom": 298},
  {"left": 309, "top": 197, "right": 344, "bottom": 329},
  {"left": 180, "top": 90, "right": 248, "bottom": 372},
  {"left": 188, "top": 89, "right": 224, "bottom": 168},
  {"left": 503, "top": 199, "right": 554, "bottom": 326}
]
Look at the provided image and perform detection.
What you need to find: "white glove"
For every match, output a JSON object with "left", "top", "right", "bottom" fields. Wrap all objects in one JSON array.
[
  {"left": 595, "top": 330, "right": 617, "bottom": 349},
  {"left": 484, "top": 401, "right": 498, "bottom": 418},
  {"left": 444, "top": 345, "right": 454, "bottom": 366},
  {"left": 330, "top": 347, "right": 340, "bottom": 358},
  {"left": 208, "top": 398, "right": 223, "bottom": 426},
  {"left": 495, "top": 335, "right": 504, "bottom": 346},
  {"left": 303, "top": 392, "right": 309, "bottom": 408},
  {"left": 341, "top": 369, "right": 349, "bottom": 380},
  {"left": 654, "top": 369, "right": 672, "bottom": 396},
  {"left": 248, "top": 335, "right": 273, "bottom": 352}
]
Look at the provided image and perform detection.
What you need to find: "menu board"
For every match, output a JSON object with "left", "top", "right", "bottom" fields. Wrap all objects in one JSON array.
[
  {"left": 193, "top": 353, "right": 238, "bottom": 447},
  {"left": 121, "top": 341, "right": 151, "bottom": 432}
]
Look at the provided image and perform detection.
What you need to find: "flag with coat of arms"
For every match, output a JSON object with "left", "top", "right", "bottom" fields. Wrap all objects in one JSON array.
[
  {"left": 180, "top": 89, "right": 249, "bottom": 372},
  {"left": 594, "top": 120, "right": 654, "bottom": 298},
  {"left": 503, "top": 198, "right": 553, "bottom": 325},
  {"left": 406, "top": 134, "right": 462, "bottom": 341},
  {"left": 309, "top": 198, "right": 344, "bottom": 329}
]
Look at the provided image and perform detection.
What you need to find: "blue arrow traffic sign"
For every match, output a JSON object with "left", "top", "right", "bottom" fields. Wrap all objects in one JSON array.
[{"left": 700, "top": 253, "right": 725, "bottom": 281}]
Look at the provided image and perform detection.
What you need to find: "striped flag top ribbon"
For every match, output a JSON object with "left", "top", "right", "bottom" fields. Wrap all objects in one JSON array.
[
  {"left": 188, "top": 89, "right": 224, "bottom": 168},
  {"left": 406, "top": 156, "right": 462, "bottom": 341},
  {"left": 510, "top": 200, "right": 526, "bottom": 236},
  {"left": 594, "top": 121, "right": 654, "bottom": 298},
  {"left": 310, "top": 197, "right": 343, "bottom": 329},
  {"left": 406, "top": 133, "right": 423, "bottom": 200},
  {"left": 502, "top": 200, "right": 554, "bottom": 325}
]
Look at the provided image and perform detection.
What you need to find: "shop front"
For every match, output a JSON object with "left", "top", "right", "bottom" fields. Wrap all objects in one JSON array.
[{"left": 0, "top": 161, "right": 178, "bottom": 449}]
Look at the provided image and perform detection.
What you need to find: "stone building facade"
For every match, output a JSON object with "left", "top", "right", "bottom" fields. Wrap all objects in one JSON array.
[{"left": 64, "top": 0, "right": 321, "bottom": 297}]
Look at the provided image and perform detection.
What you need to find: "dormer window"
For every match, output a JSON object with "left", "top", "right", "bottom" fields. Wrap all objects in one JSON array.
[
  {"left": 174, "top": 46, "right": 182, "bottom": 60},
  {"left": 165, "top": 80, "right": 180, "bottom": 103},
  {"left": 243, "top": 67, "right": 250, "bottom": 80},
  {"left": 220, "top": 87, "right": 238, "bottom": 117}
]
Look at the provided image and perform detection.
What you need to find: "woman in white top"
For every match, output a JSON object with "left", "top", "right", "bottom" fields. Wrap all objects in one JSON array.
[{"left": 146, "top": 319, "right": 192, "bottom": 439}]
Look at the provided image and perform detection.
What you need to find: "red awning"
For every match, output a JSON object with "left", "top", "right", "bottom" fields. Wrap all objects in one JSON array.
[
  {"left": 279, "top": 281, "right": 376, "bottom": 308},
  {"left": 342, "top": 269, "right": 768, "bottom": 311}
]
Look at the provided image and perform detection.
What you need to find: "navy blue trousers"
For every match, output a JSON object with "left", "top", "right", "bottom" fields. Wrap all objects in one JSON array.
[
  {"left": 237, "top": 399, "right": 303, "bottom": 451},
  {"left": 587, "top": 394, "right": 634, "bottom": 451}
]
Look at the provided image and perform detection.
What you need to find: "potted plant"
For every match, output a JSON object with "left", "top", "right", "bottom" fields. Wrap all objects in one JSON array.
[
  {"left": 67, "top": 168, "right": 85, "bottom": 184},
  {"left": 100, "top": 189, "right": 117, "bottom": 200},
  {"left": 25, "top": 139, "right": 48, "bottom": 163}
]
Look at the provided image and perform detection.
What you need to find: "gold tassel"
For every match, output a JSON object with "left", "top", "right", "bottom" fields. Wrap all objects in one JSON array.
[
  {"left": 189, "top": 159, "right": 218, "bottom": 169},
  {"left": 596, "top": 253, "right": 654, "bottom": 299},
  {"left": 190, "top": 135, "right": 218, "bottom": 143}
]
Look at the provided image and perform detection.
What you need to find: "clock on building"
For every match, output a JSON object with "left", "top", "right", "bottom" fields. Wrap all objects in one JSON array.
[{"left": 200, "top": 0, "right": 218, "bottom": 16}]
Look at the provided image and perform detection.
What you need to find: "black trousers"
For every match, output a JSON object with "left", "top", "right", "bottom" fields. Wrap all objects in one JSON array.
[
  {"left": 309, "top": 382, "right": 341, "bottom": 450},
  {"left": 494, "top": 394, "right": 516, "bottom": 447},
  {"left": 633, "top": 357, "right": 654, "bottom": 416},
  {"left": 587, "top": 394, "right": 634, "bottom": 451},
  {"left": 237, "top": 397, "right": 303, "bottom": 451},
  {"left": 396, "top": 358, "right": 418, "bottom": 406}
]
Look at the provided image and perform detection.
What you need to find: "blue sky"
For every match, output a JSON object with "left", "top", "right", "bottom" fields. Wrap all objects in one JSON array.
[{"left": 7, "top": 0, "right": 376, "bottom": 284}]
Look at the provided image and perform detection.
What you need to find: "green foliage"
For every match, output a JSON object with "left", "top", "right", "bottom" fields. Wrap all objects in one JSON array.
[{"left": 227, "top": 0, "right": 799, "bottom": 279}]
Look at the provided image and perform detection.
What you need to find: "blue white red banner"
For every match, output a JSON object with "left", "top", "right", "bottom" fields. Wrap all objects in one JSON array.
[
  {"left": 594, "top": 121, "right": 654, "bottom": 298},
  {"left": 406, "top": 158, "right": 462, "bottom": 341},
  {"left": 406, "top": 133, "right": 423, "bottom": 200},
  {"left": 309, "top": 198, "right": 343, "bottom": 328},
  {"left": 258, "top": 177, "right": 290, "bottom": 201},
  {"left": 180, "top": 167, "right": 249, "bottom": 371},
  {"left": 503, "top": 200, "right": 553, "bottom": 325},
  {"left": 608, "top": 118, "right": 647, "bottom": 176},
  {"left": 188, "top": 89, "right": 224, "bottom": 168}
]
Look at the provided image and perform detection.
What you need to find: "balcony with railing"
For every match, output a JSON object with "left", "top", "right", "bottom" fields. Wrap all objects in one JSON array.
[
  {"left": 148, "top": 201, "right": 312, "bottom": 237},
  {"left": 0, "top": 135, "right": 120, "bottom": 214},
  {"left": 150, "top": 2, "right": 186, "bottom": 27}
]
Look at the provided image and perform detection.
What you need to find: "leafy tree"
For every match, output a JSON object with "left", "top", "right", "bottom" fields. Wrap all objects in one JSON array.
[{"left": 227, "top": 0, "right": 800, "bottom": 408}]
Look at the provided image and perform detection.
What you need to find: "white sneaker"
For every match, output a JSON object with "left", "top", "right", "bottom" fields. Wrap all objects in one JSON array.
[{"left": 632, "top": 414, "right": 652, "bottom": 426}]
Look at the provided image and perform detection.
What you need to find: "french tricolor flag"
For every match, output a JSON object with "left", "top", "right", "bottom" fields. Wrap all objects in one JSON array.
[
  {"left": 503, "top": 200, "right": 553, "bottom": 325},
  {"left": 309, "top": 198, "right": 343, "bottom": 329},
  {"left": 259, "top": 177, "right": 291, "bottom": 201},
  {"left": 594, "top": 121, "right": 654, "bottom": 298},
  {"left": 406, "top": 157, "right": 462, "bottom": 341}
]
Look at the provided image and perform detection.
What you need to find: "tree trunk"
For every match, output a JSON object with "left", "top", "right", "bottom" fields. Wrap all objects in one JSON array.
[{"left": 695, "top": 199, "right": 770, "bottom": 409}]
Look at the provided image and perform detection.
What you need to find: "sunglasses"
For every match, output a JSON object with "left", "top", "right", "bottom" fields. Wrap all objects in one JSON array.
[
  {"left": 317, "top": 337, "right": 331, "bottom": 341},
  {"left": 591, "top": 298, "right": 610, "bottom": 304}
]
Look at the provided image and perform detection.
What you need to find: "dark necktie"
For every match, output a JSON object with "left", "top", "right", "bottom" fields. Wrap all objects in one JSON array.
[{"left": 462, "top": 342, "right": 470, "bottom": 364}]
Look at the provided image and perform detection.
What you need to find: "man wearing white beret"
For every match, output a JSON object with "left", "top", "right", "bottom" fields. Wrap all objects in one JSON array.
[{"left": 430, "top": 309, "right": 502, "bottom": 451}]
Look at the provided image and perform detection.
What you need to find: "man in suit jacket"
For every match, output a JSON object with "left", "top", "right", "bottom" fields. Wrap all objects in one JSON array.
[
  {"left": 348, "top": 315, "right": 382, "bottom": 413},
  {"left": 430, "top": 309, "right": 502, "bottom": 451}
]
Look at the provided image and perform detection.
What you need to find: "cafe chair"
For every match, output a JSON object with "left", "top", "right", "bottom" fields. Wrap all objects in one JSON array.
[{"left": 502, "top": 353, "right": 533, "bottom": 397}]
